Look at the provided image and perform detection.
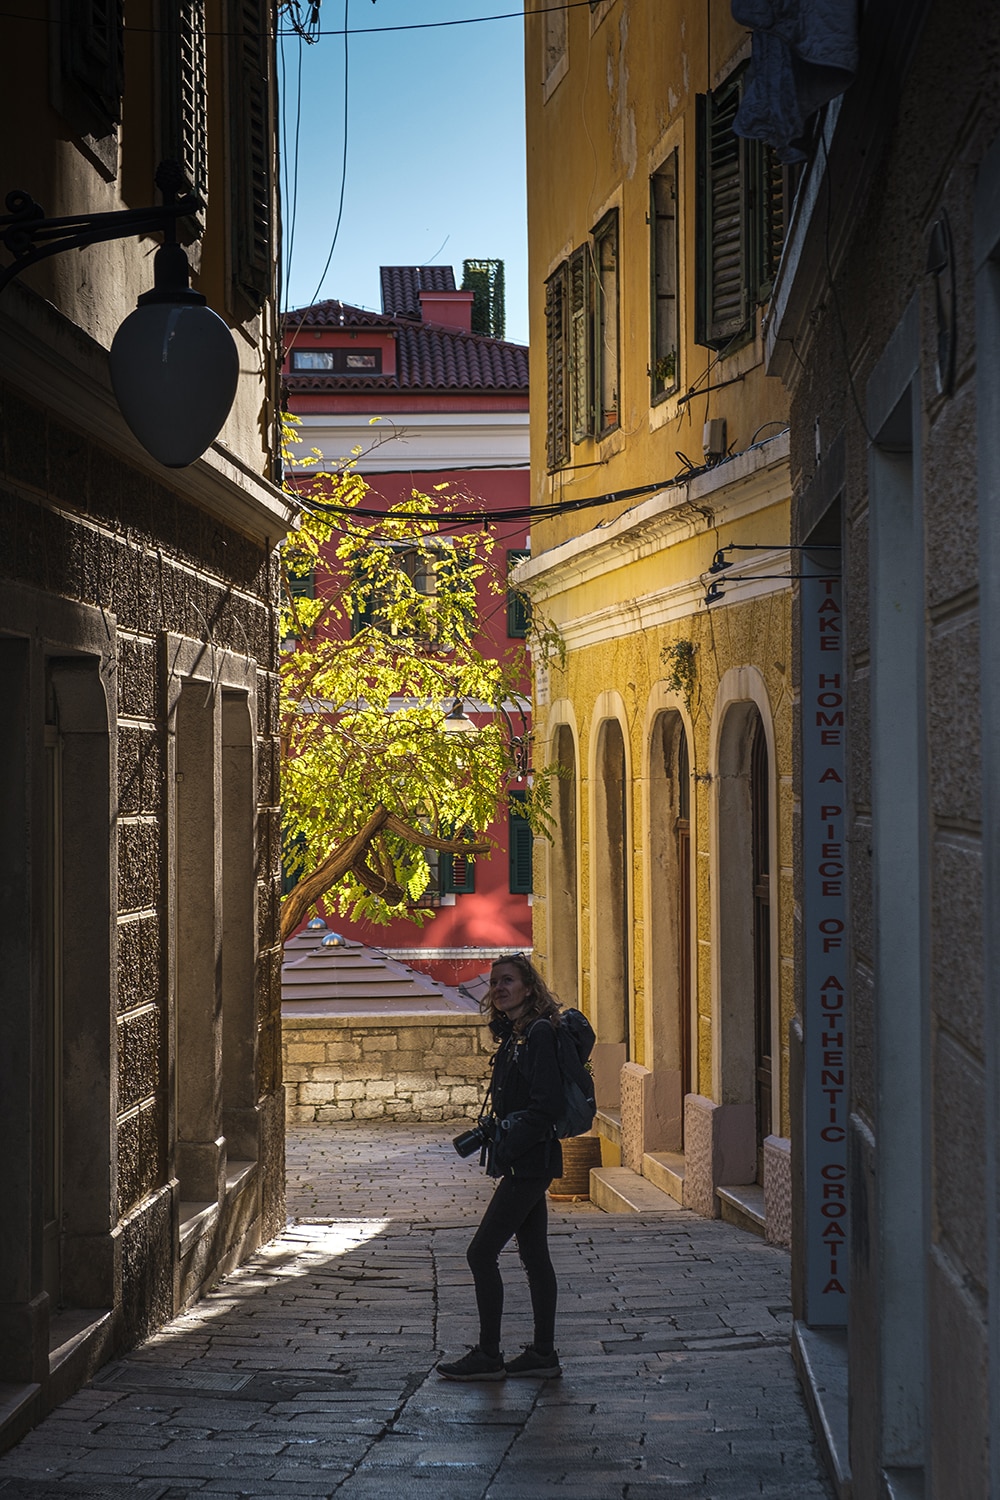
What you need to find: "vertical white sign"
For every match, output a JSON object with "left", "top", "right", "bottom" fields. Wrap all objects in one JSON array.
[{"left": 801, "top": 561, "right": 848, "bottom": 1323}]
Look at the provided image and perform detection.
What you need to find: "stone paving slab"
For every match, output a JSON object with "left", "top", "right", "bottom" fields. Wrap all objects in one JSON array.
[{"left": 0, "top": 1123, "right": 831, "bottom": 1499}]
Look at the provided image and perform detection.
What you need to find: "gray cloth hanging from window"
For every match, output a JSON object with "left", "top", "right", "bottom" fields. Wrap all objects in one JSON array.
[{"left": 731, "top": 0, "right": 858, "bottom": 162}]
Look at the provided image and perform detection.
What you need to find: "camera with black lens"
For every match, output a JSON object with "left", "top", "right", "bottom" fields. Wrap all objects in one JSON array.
[{"left": 452, "top": 1118, "right": 493, "bottom": 1158}]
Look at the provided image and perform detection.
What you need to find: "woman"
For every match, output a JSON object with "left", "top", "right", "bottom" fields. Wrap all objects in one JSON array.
[{"left": 437, "top": 952, "right": 564, "bottom": 1381}]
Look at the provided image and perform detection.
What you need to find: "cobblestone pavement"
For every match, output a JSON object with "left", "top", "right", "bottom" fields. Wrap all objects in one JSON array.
[{"left": 0, "top": 1123, "right": 832, "bottom": 1499}]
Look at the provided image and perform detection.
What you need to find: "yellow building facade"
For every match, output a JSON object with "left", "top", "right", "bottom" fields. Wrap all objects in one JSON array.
[{"left": 521, "top": 0, "right": 794, "bottom": 1235}]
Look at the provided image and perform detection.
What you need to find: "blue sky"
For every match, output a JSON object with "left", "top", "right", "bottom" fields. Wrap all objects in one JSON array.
[{"left": 279, "top": 1, "right": 530, "bottom": 345}]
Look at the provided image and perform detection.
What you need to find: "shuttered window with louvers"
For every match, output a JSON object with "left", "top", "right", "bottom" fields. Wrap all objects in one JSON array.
[
  {"left": 696, "top": 76, "right": 747, "bottom": 349},
  {"left": 545, "top": 263, "right": 570, "bottom": 470},
  {"left": 229, "top": 0, "right": 274, "bottom": 314},
  {"left": 59, "top": 0, "right": 124, "bottom": 148},
  {"left": 752, "top": 145, "right": 786, "bottom": 304},
  {"left": 509, "top": 792, "right": 533, "bottom": 895},
  {"left": 695, "top": 69, "right": 788, "bottom": 352},
  {"left": 569, "top": 246, "right": 593, "bottom": 441},
  {"left": 161, "top": 1, "right": 208, "bottom": 211}
]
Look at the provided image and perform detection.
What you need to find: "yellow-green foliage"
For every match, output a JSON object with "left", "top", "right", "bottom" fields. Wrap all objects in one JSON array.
[{"left": 280, "top": 424, "right": 554, "bottom": 926}]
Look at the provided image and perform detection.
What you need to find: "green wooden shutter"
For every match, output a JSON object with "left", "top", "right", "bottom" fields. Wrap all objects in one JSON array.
[
  {"left": 229, "top": 0, "right": 273, "bottom": 313},
  {"left": 750, "top": 143, "right": 786, "bottom": 305},
  {"left": 441, "top": 830, "right": 476, "bottom": 895},
  {"left": 506, "top": 549, "right": 531, "bottom": 638},
  {"left": 695, "top": 77, "right": 750, "bottom": 350},
  {"left": 287, "top": 565, "right": 315, "bottom": 600},
  {"left": 545, "top": 263, "right": 570, "bottom": 470},
  {"left": 509, "top": 792, "right": 533, "bottom": 894},
  {"left": 569, "top": 246, "right": 593, "bottom": 441}
]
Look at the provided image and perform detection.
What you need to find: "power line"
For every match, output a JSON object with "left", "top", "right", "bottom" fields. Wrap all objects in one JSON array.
[{"left": 0, "top": 1, "right": 600, "bottom": 39}]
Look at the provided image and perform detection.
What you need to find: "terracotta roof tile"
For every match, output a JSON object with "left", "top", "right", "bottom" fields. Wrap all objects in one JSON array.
[
  {"left": 284, "top": 296, "right": 528, "bottom": 394},
  {"left": 380, "top": 264, "right": 456, "bottom": 318}
]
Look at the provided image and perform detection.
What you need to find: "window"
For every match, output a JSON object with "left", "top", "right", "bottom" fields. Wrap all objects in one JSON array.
[
  {"left": 695, "top": 69, "right": 786, "bottom": 351},
  {"left": 545, "top": 264, "right": 570, "bottom": 470},
  {"left": 350, "top": 539, "right": 457, "bottom": 635},
  {"left": 290, "top": 348, "right": 382, "bottom": 373},
  {"left": 440, "top": 842, "right": 476, "bottom": 895},
  {"left": 506, "top": 550, "right": 531, "bottom": 638},
  {"left": 162, "top": 1, "right": 208, "bottom": 212},
  {"left": 593, "top": 210, "right": 620, "bottom": 435},
  {"left": 650, "top": 152, "right": 680, "bottom": 400},
  {"left": 569, "top": 246, "right": 593, "bottom": 441},
  {"left": 229, "top": 0, "right": 273, "bottom": 314},
  {"left": 509, "top": 791, "right": 533, "bottom": 894},
  {"left": 545, "top": 213, "right": 620, "bottom": 466},
  {"left": 58, "top": 0, "right": 124, "bottom": 155},
  {"left": 543, "top": 5, "right": 567, "bottom": 92}
]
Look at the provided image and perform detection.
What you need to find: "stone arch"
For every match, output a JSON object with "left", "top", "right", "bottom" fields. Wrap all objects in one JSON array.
[
  {"left": 645, "top": 696, "right": 695, "bottom": 1150},
  {"left": 547, "top": 717, "right": 579, "bottom": 1008},
  {"left": 709, "top": 668, "right": 779, "bottom": 1165},
  {"left": 590, "top": 706, "right": 631, "bottom": 1058}
]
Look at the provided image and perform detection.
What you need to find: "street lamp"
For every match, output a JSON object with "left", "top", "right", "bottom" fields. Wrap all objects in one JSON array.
[{"left": 0, "top": 162, "right": 239, "bottom": 468}]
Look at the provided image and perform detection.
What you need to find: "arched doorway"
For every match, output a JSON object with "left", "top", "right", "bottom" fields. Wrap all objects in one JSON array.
[
  {"left": 716, "top": 699, "right": 774, "bottom": 1183},
  {"left": 750, "top": 717, "right": 772, "bottom": 1177},
  {"left": 647, "top": 711, "right": 692, "bottom": 1149},
  {"left": 549, "top": 723, "right": 578, "bottom": 1007},
  {"left": 593, "top": 718, "right": 629, "bottom": 1055}
]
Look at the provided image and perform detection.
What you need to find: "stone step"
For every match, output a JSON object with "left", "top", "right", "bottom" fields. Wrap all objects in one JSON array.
[
  {"left": 594, "top": 1108, "right": 621, "bottom": 1147},
  {"left": 642, "top": 1150, "right": 686, "bottom": 1205},
  {"left": 590, "top": 1166, "right": 687, "bottom": 1215},
  {"left": 717, "top": 1183, "right": 767, "bottom": 1238}
]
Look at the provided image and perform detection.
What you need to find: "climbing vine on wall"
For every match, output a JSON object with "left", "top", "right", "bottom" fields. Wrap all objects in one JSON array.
[{"left": 661, "top": 638, "right": 698, "bottom": 713}]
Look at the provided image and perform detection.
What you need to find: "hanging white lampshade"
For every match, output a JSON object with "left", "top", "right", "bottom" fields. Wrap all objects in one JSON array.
[{"left": 109, "top": 240, "right": 239, "bottom": 468}]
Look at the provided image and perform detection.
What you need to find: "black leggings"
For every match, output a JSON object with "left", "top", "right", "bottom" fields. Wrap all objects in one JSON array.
[{"left": 466, "top": 1174, "right": 557, "bottom": 1355}]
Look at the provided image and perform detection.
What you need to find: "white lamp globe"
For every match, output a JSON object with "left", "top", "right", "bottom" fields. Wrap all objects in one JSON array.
[{"left": 109, "top": 239, "right": 239, "bottom": 468}]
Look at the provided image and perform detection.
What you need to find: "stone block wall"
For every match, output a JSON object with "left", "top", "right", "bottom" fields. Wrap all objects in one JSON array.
[{"left": 283, "top": 1013, "right": 493, "bottom": 1122}]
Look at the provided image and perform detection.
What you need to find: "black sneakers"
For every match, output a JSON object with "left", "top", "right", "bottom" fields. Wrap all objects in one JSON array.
[
  {"left": 504, "top": 1344, "right": 562, "bottom": 1378},
  {"left": 436, "top": 1345, "right": 506, "bottom": 1381}
]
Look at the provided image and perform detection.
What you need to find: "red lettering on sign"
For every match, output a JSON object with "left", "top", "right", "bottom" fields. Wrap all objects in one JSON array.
[
  {"left": 819, "top": 675, "right": 841, "bottom": 688},
  {"left": 817, "top": 693, "right": 843, "bottom": 707},
  {"left": 821, "top": 1164, "right": 846, "bottom": 1180},
  {"left": 821, "top": 1125, "right": 845, "bottom": 1142},
  {"left": 822, "top": 1278, "right": 847, "bottom": 1294},
  {"left": 819, "top": 767, "right": 843, "bottom": 782}
]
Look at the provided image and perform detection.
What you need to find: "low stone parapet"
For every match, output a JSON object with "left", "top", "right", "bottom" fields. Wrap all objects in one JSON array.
[{"left": 282, "top": 1011, "right": 493, "bottom": 1123}]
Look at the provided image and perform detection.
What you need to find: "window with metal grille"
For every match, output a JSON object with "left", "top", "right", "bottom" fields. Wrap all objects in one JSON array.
[
  {"left": 509, "top": 791, "right": 533, "bottom": 894},
  {"left": 593, "top": 210, "right": 620, "bottom": 436},
  {"left": 229, "top": 0, "right": 273, "bottom": 314},
  {"left": 161, "top": 1, "right": 209, "bottom": 214},
  {"left": 650, "top": 151, "right": 680, "bottom": 400},
  {"left": 545, "top": 263, "right": 570, "bottom": 470},
  {"left": 695, "top": 70, "right": 785, "bottom": 351},
  {"left": 506, "top": 550, "right": 531, "bottom": 638}
]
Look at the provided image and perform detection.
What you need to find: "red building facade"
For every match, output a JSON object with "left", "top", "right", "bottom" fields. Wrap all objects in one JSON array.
[{"left": 283, "top": 266, "right": 531, "bottom": 985}]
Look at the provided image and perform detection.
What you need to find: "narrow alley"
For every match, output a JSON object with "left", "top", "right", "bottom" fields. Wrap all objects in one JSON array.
[{"left": 0, "top": 1125, "right": 831, "bottom": 1499}]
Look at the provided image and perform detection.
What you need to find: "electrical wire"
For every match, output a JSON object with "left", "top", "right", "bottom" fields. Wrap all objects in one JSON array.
[
  {"left": 282, "top": 31, "right": 306, "bottom": 294},
  {"left": 0, "top": 0, "right": 607, "bottom": 39},
  {"left": 285, "top": 0, "right": 351, "bottom": 356}
]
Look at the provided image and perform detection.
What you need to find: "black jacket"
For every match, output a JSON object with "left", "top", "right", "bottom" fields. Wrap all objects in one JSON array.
[{"left": 487, "top": 1015, "right": 564, "bottom": 1180}]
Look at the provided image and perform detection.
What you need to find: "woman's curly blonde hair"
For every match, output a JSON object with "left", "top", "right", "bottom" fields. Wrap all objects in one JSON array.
[{"left": 484, "top": 952, "right": 561, "bottom": 1030}]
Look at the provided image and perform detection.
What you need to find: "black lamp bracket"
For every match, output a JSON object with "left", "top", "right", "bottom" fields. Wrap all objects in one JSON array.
[
  {"left": 709, "top": 541, "right": 841, "bottom": 575},
  {"left": 0, "top": 161, "right": 201, "bottom": 297}
]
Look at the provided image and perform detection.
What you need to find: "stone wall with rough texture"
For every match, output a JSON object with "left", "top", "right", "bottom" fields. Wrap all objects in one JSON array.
[{"left": 283, "top": 1014, "right": 493, "bottom": 1122}]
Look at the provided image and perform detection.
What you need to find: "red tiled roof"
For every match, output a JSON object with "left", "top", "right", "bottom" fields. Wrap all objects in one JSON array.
[
  {"left": 284, "top": 296, "right": 528, "bottom": 394},
  {"left": 380, "top": 264, "right": 456, "bottom": 319}
]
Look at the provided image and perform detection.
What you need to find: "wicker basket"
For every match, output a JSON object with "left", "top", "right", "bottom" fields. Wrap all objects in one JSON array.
[{"left": 548, "top": 1133, "right": 603, "bottom": 1200}]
